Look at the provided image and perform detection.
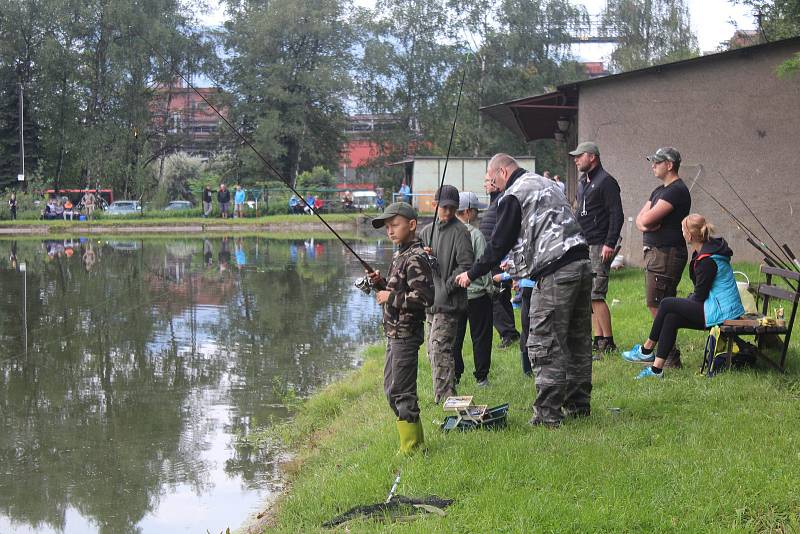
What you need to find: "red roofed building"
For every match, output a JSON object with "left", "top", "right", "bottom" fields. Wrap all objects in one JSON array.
[{"left": 151, "top": 78, "right": 229, "bottom": 160}]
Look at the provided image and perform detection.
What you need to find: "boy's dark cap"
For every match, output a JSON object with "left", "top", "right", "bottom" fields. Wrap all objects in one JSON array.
[
  {"left": 435, "top": 184, "right": 460, "bottom": 208},
  {"left": 371, "top": 202, "right": 417, "bottom": 228},
  {"left": 646, "top": 147, "right": 681, "bottom": 164}
]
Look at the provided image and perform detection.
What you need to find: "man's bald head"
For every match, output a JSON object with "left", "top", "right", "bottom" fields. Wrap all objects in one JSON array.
[
  {"left": 489, "top": 153, "right": 519, "bottom": 173},
  {"left": 485, "top": 153, "right": 521, "bottom": 193}
]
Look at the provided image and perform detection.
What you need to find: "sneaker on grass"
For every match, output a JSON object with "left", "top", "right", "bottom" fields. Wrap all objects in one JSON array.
[
  {"left": 621, "top": 344, "right": 655, "bottom": 363},
  {"left": 635, "top": 367, "right": 664, "bottom": 380}
]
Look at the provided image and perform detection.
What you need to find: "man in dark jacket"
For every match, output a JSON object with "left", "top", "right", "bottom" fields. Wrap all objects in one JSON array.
[
  {"left": 571, "top": 141, "right": 624, "bottom": 356},
  {"left": 480, "top": 167, "right": 521, "bottom": 349},
  {"left": 420, "top": 184, "right": 474, "bottom": 403},
  {"left": 217, "top": 183, "right": 231, "bottom": 218}
]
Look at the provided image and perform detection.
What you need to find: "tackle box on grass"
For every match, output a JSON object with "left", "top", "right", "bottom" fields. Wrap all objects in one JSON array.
[{"left": 440, "top": 403, "right": 509, "bottom": 432}]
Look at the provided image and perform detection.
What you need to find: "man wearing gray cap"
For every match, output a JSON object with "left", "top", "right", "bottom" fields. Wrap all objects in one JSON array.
[
  {"left": 452, "top": 191, "right": 493, "bottom": 387},
  {"left": 419, "top": 184, "right": 474, "bottom": 403},
  {"left": 570, "top": 141, "right": 624, "bottom": 358},
  {"left": 630, "top": 147, "right": 691, "bottom": 368}
]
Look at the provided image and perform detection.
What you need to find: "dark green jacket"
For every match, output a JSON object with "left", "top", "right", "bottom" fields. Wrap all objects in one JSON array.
[{"left": 419, "top": 218, "right": 474, "bottom": 314}]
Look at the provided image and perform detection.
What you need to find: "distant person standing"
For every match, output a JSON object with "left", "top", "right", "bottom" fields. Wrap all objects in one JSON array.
[
  {"left": 202, "top": 185, "right": 213, "bottom": 217},
  {"left": 479, "top": 158, "right": 520, "bottom": 349},
  {"left": 634, "top": 147, "right": 691, "bottom": 368},
  {"left": 8, "top": 193, "right": 17, "bottom": 220},
  {"left": 217, "top": 183, "right": 231, "bottom": 219},
  {"left": 234, "top": 185, "right": 245, "bottom": 218},
  {"left": 398, "top": 179, "right": 411, "bottom": 204},
  {"left": 570, "top": 141, "right": 624, "bottom": 357},
  {"left": 553, "top": 175, "right": 566, "bottom": 195},
  {"left": 82, "top": 191, "right": 96, "bottom": 220}
]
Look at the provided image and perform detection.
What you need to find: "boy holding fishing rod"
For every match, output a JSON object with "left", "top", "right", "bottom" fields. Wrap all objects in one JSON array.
[{"left": 368, "top": 202, "right": 435, "bottom": 454}]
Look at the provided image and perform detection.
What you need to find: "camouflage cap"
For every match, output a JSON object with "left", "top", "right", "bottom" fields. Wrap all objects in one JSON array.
[
  {"left": 568, "top": 141, "right": 600, "bottom": 157},
  {"left": 647, "top": 147, "right": 681, "bottom": 164},
  {"left": 371, "top": 202, "right": 417, "bottom": 228}
]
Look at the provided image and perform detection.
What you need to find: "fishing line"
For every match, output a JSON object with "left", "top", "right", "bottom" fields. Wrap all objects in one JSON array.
[
  {"left": 428, "top": 56, "right": 470, "bottom": 248},
  {"left": 130, "top": 27, "right": 375, "bottom": 273}
]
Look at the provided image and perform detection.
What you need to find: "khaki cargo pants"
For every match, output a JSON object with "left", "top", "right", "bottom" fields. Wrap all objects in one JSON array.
[
  {"left": 527, "top": 259, "right": 593, "bottom": 424},
  {"left": 426, "top": 312, "right": 460, "bottom": 403}
]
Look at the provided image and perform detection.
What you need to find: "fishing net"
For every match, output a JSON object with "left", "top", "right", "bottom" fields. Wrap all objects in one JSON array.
[{"left": 322, "top": 495, "right": 454, "bottom": 528}]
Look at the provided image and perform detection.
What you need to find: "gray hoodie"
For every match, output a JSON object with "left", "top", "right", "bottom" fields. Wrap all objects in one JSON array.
[{"left": 419, "top": 218, "right": 474, "bottom": 314}]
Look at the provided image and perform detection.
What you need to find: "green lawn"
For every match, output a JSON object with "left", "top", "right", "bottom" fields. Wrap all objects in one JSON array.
[{"left": 252, "top": 264, "right": 800, "bottom": 533}]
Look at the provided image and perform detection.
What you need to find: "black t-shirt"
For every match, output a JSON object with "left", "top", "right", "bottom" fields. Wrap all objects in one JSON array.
[{"left": 643, "top": 178, "right": 691, "bottom": 248}]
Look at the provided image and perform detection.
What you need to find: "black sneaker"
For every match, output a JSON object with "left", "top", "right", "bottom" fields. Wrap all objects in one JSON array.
[
  {"left": 499, "top": 334, "right": 519, "bottom": 349},
  {"left": 528, "top": 417, "right": 561, "bottom": 429},
  {"left": 602, "top": 340, "right": 617, "bottom": 353},
  {"left": 592, "top": 337, "right": 607, "bottom": 361}
]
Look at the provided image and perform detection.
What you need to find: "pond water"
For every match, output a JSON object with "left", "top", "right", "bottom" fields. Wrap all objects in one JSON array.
[{"left": 0, "top": 236, "right": 391, "bottom": 533}]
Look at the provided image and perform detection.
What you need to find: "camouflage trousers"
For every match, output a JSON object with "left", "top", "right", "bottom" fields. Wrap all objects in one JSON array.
[
  {"left": 527, "top": 259, "right": 593, "bottom": 424},
  {"left": 426, "top": 312, "right": 461, "bottom": 403},
  {"left": 384, "top": 331, "right": 424, "bottom": 422}
]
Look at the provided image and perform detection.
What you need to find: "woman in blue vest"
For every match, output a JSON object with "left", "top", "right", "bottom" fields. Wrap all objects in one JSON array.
[{"left": 622, "top": 214, "right": 744, "bottom": 379}]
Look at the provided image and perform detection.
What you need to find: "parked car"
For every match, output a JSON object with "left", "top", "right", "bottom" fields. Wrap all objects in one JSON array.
[
  {"left": 106, "top": 200, "right": 141, "bottom": 215},
  {"left": 164, "top": 200, "right": 193, "bottom": 211}
]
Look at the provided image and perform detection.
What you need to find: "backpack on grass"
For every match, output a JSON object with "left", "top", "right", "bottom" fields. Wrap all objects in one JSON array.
[{"left": 700, "top": 326, "right": 756, "bottom": 378}]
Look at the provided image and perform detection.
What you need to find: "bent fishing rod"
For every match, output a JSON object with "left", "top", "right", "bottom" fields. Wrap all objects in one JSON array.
[
  {"left": 132, "top": 28, "right": 376, "bottom": 274},
  {"left": 716, "top": 171, "right": 799, "bottom": 272}
]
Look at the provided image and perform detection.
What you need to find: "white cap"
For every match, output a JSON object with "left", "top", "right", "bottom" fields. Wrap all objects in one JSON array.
[{"left": 458, "top": 191, "right": 488, "bottom": 211}]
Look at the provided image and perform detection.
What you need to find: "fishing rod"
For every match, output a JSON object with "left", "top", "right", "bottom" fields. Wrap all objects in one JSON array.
[
  {"left": 717, "top": 171, "right": 798, "bottom": 272},
  {"left": 428, "top": 56, "right": 469, "bottom": 248},
  {"left": 693, "top": 180, "right": 796, "bottom": 274},
  {"left": 131, "top": 28, "right": 376, "bottom": 274}
]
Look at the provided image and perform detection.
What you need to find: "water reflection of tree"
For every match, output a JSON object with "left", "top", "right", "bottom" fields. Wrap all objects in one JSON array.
[
  {"left": 0, "top": 241, "right": 217, "bottom": 533},
  {"left": 0, "top": 237, "right": 387, "bottom": 532}
]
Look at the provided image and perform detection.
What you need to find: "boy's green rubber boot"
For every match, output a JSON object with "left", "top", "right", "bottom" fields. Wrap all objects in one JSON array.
[{"left": 396, "top": 419, "right": 424, "bottom": 455}]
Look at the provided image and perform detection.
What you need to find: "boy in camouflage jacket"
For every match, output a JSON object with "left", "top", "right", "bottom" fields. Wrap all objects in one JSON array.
[{"left": 368, "top": 202, "right": 434, "bottom": 454}]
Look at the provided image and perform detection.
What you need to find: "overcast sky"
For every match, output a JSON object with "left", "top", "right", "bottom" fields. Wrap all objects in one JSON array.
[{"left": 199, "top": 0, "right": 757, "bottom": 61}]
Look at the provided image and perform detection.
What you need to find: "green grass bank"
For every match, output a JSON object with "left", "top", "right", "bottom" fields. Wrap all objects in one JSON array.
[
  {"left": 249, "top": 264, "right": 800, "bottom": 533},
  {"left": 0, "top": 213, "right": 364, "bottom": 236}
]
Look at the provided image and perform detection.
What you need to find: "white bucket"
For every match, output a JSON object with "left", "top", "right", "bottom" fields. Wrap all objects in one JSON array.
[{"left": 733, "top": 271, "right": 757, "bottom": 314}]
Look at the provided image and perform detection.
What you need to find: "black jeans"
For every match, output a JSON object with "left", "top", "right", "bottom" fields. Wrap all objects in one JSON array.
[
  {"left": 453, "top": 295, "right": 493, "bottom": 381},
  {"left": 492, "top": 286, "right": 518, "bottom": 339},
  {"left": 520, "top": 287, "right": 533, "bottom": 375},
  {"left": 648, "top": 297, "right": 706, "bottom": 360}
]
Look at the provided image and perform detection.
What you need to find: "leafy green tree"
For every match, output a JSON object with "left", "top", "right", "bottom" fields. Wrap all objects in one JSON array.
[
  {"left": 602, "top": 0, "right": 699, "bottom": 71},
  {"left": 296, "top": 166, "right": 336, "bottom": 189},
  {"left": 356, "top": 0, "right": 460, "bottom": 161},
  {"left": 730, "top": 0, "right": 800, "bottom": 76},
  {"left": 732, "top": 0, "right": 800, "bottom": 39},
  {"left": 223, "top": 0, "right": 354, "bottom": 188}
]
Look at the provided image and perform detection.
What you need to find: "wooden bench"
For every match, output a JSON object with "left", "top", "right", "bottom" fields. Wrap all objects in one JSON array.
[{"left": 719, "top": 266, "right": 800, "bottom": 371}]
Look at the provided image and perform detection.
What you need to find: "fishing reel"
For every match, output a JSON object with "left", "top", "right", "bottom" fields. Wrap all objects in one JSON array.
[
  {"left": 354, "top": 276, "right": 373, "bottom": 295},
  {"left": 425, "top": 253, "right": 440, "bottom": 275}
]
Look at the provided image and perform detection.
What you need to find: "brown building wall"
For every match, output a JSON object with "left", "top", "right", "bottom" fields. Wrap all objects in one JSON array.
[{"left": 576, "top": 40, "right": 800, "bottom": 265}]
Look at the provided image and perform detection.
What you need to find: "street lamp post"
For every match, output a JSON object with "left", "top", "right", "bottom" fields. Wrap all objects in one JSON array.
[{"left": 19, "top": 261, "right": 27, "bottom": 354}]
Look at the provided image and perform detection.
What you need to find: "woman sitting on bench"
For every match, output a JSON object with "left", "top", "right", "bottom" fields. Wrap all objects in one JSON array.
[{"left": 622, "top": 214, "right": 745, "bottom": 379}]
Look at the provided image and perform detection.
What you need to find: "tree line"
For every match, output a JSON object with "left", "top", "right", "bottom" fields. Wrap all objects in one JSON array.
[{"left": 1, "top": 0, "right": 785, "bottom": 203}]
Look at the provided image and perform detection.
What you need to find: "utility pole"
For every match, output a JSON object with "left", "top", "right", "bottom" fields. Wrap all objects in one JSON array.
[{"left": 18, "top": 82, "right": 25, "bottom": 188}]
